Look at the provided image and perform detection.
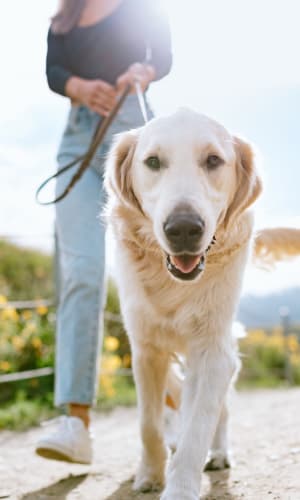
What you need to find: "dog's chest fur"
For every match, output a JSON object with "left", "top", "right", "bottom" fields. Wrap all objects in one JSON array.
[{"left": 111, "top": 206, "right": 253, "bottom": 345}]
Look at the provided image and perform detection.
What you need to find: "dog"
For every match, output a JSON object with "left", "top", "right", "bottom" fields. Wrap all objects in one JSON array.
[{"left": 104, "top": 108, "right": 300, "bottom": 500}]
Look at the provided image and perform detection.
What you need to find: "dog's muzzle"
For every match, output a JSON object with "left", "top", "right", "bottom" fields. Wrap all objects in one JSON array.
[
  {"left": 163, "top": 210, "right": 207, "bottom": 281},
  {"left": 163, "top": 212, "right": 205, "bottom": 253}
]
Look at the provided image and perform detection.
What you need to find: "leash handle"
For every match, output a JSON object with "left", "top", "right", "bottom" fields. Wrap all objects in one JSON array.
[
  {"left": 35, "top": 155, "right": 86, "bottom": 205},
  {"left": 35, "top": 85, "right": 131, "bottom": 205}
]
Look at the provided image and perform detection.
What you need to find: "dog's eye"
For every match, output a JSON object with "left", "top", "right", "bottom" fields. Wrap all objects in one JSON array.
[
  {"left": 145, "top": 156, "right": 161, "bottom": 171},
  {"left": 206, "top": 155, "right": 224, "bottom": 169}
]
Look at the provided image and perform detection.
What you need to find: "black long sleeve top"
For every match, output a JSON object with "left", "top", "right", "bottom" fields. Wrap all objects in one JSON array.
[{"left": 46, "top": 0, "right": 172, "bottom": 96}]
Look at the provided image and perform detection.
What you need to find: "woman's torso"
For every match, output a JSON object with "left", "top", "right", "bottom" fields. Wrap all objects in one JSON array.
[{"left": 50, "top": 0, "right": 152, "bottom": 84}]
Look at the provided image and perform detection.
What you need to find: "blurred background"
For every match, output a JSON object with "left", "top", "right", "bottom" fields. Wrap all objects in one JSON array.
[{"left": 1, "top": 0, "right": 300, "bottom": 429}]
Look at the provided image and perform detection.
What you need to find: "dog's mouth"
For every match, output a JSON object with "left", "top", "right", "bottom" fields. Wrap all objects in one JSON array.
[{"left": 166, "top": 253, "right": 205, "bottom": 281}]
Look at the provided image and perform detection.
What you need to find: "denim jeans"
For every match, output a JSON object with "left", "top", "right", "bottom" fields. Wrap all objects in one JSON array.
[{"left": 54, "top": 95, "right": 153, "bottom": 406}]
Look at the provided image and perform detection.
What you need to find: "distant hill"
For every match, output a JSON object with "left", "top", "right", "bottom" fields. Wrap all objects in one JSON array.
[{"left": 238, "top": 287, "right": 300, "bottom": 328}]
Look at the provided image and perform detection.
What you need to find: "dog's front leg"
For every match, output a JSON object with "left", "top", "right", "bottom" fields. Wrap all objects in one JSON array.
[
  {"left": 132, "top": 343, "right": 169, "bottom": 492},
  {"left": 161, "top": 342, "right": 236, "bottom": 500}
]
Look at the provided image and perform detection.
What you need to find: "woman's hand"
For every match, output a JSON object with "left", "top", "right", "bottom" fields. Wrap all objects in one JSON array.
[
  {"left": 116, "top": 63, "right": 156, "bottom": 94},
  {"left": 65, "top": 76, "right": 118, "bottom": 116}
]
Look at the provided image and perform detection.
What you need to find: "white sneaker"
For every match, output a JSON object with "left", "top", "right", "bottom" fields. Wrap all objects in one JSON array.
[{"left": 35, "top": 416, "right": 93, "bottom": 464}]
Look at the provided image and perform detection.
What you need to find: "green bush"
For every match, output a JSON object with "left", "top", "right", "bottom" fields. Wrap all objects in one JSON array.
[
  {"left": 0, "top": 240, "right": 132, "bottom": 429},
  {"left": 238, "top": 328, "right": 300, "bottom": 387},
  {"left": 0, "top": 240, "right": 54, "bottom": 300}
]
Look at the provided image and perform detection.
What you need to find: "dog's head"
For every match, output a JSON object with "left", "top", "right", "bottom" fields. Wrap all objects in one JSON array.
[{"left": 105, "top": 108, "right": 262, "bottom": 282}]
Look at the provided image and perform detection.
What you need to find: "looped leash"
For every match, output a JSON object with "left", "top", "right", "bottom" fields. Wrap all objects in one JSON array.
[{"left": 36, "top": 81, "right": 148, "bottom": 205}]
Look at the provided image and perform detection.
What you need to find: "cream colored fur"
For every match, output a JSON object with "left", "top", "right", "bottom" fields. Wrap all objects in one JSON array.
[
  {"left": 104, "top": 109, "right": 298, "bottom": 500},
  {"left": 254, "top": 227, "right": 300, "bottom": 265}
]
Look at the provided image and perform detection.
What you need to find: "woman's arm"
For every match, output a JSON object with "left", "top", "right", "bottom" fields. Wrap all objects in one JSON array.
[
  {"left": 46, "top": 29, "right": 73, "bottom": 96},
  {"left": 46, "top": 29, "right": 117, "bottom": 115}
]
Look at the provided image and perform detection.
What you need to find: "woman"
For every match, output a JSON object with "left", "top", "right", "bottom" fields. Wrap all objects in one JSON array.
[{"left": 36, "top": 0, "right": 172, "bottom": 463}]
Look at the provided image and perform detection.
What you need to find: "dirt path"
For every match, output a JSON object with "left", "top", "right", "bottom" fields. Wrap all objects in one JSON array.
[{"left": 0, "top": 388, "right": 299, "bottom": 500}]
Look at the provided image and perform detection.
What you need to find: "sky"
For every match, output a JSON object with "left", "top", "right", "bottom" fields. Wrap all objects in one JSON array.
[{"left": 1, "top": 0, "right": 300, "bottom": 295}]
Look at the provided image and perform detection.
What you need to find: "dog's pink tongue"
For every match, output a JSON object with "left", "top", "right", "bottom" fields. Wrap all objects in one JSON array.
[{"left": 171, "top": 255, "right": 200, "bottom": 274}]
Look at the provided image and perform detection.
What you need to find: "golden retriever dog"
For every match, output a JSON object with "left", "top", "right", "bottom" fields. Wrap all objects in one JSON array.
[{"left": 104, "top": 108, "right": 300, "bottom": 500}]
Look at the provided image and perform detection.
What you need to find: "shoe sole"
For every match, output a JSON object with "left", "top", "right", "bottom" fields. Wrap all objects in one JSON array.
[{"left": 36, "top": 447, "right": 91, "bottom": 464}]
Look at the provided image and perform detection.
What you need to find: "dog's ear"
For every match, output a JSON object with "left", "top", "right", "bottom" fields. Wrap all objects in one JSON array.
[
  {"left": 223, "top": 136, "right": 262, "bottom": 228},
  {"left": 105, "top": 129, "right": 142, "bottom": 212}
]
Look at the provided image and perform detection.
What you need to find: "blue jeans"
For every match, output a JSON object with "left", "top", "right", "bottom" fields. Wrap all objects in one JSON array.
[{"left": 55, "top": 95, "right": 153, "bottom": 406}]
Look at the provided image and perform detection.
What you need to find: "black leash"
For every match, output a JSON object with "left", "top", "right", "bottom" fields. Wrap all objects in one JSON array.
[{"left": 36, "top": 85, "right": 131, "bottom": 205}]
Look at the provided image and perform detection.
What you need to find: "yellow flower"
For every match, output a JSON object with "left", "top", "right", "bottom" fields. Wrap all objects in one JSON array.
[
  {"left": 122, "top": 353, "right": 131, "bottom": 368},
  {"left": 101, "top": 354, "right": 121, "bottom": 374},
  {"left": 287, "top": 334, "right": 299, "bottom": 353},
  {"left": 22, "top": 310, "right": 32, "bottom": 321},
  {"left": 104, "top": 336, "right": 119, "bottom": 352},
  {"left": 0, "top": 360, "right": 11, "bottom": 372},
  {"left": 36, "top": 305, "right": 48, "bottom": 316},
  {"left": 31, "top": 337, "right": 42, "bottom": 349},
  {"left": 0, "top": 295, "right": 7, "bottom": 304},
  {"left": 12, "top": 336, "right": 25, "bottom": 350},
  {"left": 99, "top": 375, "right": 116, "bottom": 398},
  {"left": 1, "top": 308, "right": 19, "bottom": 322},
  {"left": 247, "top": 329, "right": 267, "bottom": 344}
]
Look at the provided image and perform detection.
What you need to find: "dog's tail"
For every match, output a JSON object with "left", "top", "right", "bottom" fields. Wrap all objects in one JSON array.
[{"left": 253, "top": 227, "right": 300, "bottom": 265}]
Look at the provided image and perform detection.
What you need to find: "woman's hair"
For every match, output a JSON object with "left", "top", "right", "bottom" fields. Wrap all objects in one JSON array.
[{"left": 51, "top": 0, "right": 86, "bottom": 34}]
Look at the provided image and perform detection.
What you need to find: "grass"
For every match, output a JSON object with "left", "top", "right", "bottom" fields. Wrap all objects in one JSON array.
[
  {"left": 0, "top": 391, "right": 58, "bottom": 431},
  {"left": 0, "top": 377, "right": 137, "bottom": 431}
]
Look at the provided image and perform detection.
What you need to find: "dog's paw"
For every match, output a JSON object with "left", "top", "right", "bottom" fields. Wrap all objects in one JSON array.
[
  {"left": 133, "top": 464, "right": 164, "bottom": 493},
  {"left": 204, "top": 450, "right": 231, "bottom": 471}
]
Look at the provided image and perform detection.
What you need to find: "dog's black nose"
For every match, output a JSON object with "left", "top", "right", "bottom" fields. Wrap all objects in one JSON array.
[{"left": 163, "top": 212, "right": 205, "bottom": 252}]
